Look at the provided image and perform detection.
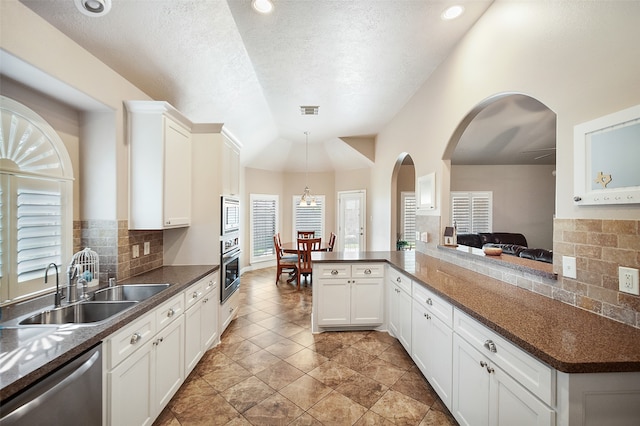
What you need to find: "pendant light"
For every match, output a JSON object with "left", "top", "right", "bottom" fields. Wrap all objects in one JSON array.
[{"left": 299, "top": 131, "right": 316, "bottom": 207}]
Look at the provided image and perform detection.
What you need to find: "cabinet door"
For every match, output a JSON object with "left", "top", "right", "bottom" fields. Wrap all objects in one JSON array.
[
  {"left": 351, "top": 278, "right": 384, "bottom": 325},
  {"left": 317, "top": 278, "right": 350, "bottom": 326},
  {"left": 201, "top": 287, "right": 219, "bottom": 349},
  {"left": 411, "top": 302, "right": 429, "bottom": 376},
  {"left": 397, "top": 287, "right": 412, "bottom": 352},
  {"left": 163, "top": 117, "right": 191, "bottom": 227},
  {"left": 222, "top": 138, "right": 240, "bottom": 196},
  {"left": 388, "top": 283, "right": 400, "bottom": 337},
  {"left": 428, "top": 315, "right": 453, "bottom": 410},
  {"left": 155, "top": 316, "right": 185, "bottom": 413},
  {"left": 108, "top": 340, "right": 155, "bottom": 426},
  {"left": 453, "top": 334, "right": 490, "bottom": 426},
  {"left": 184, "top": 302, "right": 203, "bottom": 375},
  {"left": 490, "top": 365, "right": 555, "bottom": 426}
]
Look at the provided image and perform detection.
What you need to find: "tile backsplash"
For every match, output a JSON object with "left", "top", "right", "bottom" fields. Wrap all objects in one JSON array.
[
  {"left": 75, "top": 219, "right": 163, "bottom": 283},
  {"left": 416, "top": 216, "right": 640, "bottom": 329}
]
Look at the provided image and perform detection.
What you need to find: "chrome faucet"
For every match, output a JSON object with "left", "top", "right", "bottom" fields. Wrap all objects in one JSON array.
[
  {"left": 66, "top": 260, "right": 79, "bottom": 303},
  {"left": 45, "top": 263, "right": 62, "bottom": 308},
  {"left": 78, "top": 278, "right": 90, "bottom": 301}
]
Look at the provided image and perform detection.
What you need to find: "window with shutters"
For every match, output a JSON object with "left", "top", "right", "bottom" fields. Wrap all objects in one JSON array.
[
  {"left": 1, "top": 96, "right": 73, "bottom": 303},
  {"left": 451, "top": 191, "right": 493, "bottom": 234},
  {"left": 401, "top": 192, "right": 416, "bottom": 247},
  {"left": 249, "top": 194, "right": 278, "bottom": 263},
  {"left": 292, "top": 195, "right": 325, "bottom": 242}
]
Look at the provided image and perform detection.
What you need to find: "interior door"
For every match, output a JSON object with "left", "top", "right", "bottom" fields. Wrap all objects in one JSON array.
[{"left": 338, "top": 190, "right": 365, "bottom": 252}]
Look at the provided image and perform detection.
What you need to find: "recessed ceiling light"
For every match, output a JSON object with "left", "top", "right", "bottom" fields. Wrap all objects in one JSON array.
[
  {"left": 74, "top": 0, "right": 111, "bottom": 17},
  {"left": 441, "top": 5, "right": 464, "bottom": 20},
  {"left": 252, "top": 0, "right": 274, "bottom": 14}
]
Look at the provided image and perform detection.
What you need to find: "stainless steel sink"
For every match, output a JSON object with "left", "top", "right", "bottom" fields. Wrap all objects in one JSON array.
[
  {"left": 19, "top": 301, "right": 137, "bottom": 325},
  {"left": 92, "top": 284, "right": 170, "bottom": 302}
]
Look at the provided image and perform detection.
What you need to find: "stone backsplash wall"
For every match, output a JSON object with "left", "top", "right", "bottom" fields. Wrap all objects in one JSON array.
[
  {"left": 415, "top": 217, "right": 640, "bottom": 329},
  {"left": 74, "top": 220, "right": 163, "bottom": 283}
]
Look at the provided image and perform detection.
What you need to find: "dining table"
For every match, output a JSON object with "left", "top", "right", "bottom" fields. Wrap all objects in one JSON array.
[{"left": 281, "top": 241, "right": 330, "bottom": 254}]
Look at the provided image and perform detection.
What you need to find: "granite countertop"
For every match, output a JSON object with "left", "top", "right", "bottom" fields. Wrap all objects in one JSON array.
[
  {"left": 0, "top": 265, "right": 218, "bottom": 401},
  {"left": 313, "top": 250, "right": 640, "bottom": 374}
]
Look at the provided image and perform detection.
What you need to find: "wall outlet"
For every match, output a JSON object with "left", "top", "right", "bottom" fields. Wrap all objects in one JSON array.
[
  {"left": 143, "top": 241, "right": 150, "bottom": 255},
  {"left": 562, "top": 256, "right": 577, "bottom": 279},
  {"left": 619, "top": 266, "right": 639, "bottom": 295},
  {"left": 132, "top": 244, "right": 139, "bottom": 259},
  {"left": 421, "top": 232, "right": 429, "bottom": 242}
]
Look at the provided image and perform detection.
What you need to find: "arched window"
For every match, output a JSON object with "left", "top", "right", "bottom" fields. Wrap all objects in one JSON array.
[{"left": 0, "top": 96, "right": 73, "bottom": 303}]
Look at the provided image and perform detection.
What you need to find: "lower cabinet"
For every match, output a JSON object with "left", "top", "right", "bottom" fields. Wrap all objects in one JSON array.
[
  {"left": 387, "top": 267, "right": 412, "bottom": 352},
  {"left": 452, "top": 334, "right": 554, "bottom": 426},
  {"left": 411, "top": 283, "right": 453, "bottom": 410},
  {"left": 107, "top": 307, "right": 185, "bottom": 426},
  {"left": 315, "top": 263, "right": 384, "bottom": 327},
  {"left": 185, "top": 274, "right": 219, "bottom": 375}
]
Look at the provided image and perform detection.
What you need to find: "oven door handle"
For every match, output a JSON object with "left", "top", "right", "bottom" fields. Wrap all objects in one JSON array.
[{"left": 222, "top": 250, "right": 241, "bottom": 262}]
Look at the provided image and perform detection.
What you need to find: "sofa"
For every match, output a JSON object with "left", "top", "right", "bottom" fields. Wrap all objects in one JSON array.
[{"left": 456, "top": 232, "right": 552, "bottom": 264}]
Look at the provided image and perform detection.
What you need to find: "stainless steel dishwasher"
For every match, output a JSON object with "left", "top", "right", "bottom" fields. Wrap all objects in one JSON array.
[{"left": 1, "top": 343, "right": 102, "bottom": 425}]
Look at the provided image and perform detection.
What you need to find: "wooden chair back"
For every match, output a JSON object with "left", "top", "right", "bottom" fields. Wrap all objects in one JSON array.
[
  {"left": 274, "top": 233, "right": 297, "bottom": 284},
  {"left": 297, "top": 237, "right": 321, "bottom": 274},
  {"left": 297, "top": 230, "right": 315, "bottom": 239},
  {"left": 327, "top": 232, "right": 336, "bottom": 251}
]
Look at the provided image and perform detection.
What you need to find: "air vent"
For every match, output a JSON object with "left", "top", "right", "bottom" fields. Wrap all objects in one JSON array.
[{"left": 300, "top": 106, "right": 319, "bottom": 115}]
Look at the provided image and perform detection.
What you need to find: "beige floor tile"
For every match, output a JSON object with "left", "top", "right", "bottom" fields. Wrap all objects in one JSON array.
[
  {"left": 221, "top": 339, "right": 263, "bottom": 361},
  {"left": 307, "top": 390, "right": 368, "bottom": 425},
  {"left": 236, "top": 348, "right": 281, "bottom": 375},
  {"left": 332, "top": 346, "right": 378, "bottom": 372},
  {"left": 335, "top": 372, "right": 388, "bottom": 408},
  {"left": 167, "top": 374, "right": 217, "bottom": 414},
  {"left": 279, "top": 375, "right": 333, "bottom": 410},
  {"left": 284, "top": 347, "right": 329, "bottom": 372},
  {"left": 289, "top": 412, "right": 324, "bottom": 425},
  {"left": 353, "top": 411, "right": 396, "bottom": 426},
  {"left": 264, "top": 338, "right": 305, "bottom": 358},
  {"left": 248, "top": 329, "right": 286, "bottom": 349},
  {"left": 351, "top": 334, "right": 393, "bottom": 356},
  {"left": 358, "top": 358, "right": 406, "bottom": 387},
  {"left": 419, "top": 408, "right": 458, "bottom": 426},
  {"left": 243, "top": 392, "right": 305, "bottom": 425},
  {"left": 370, "top": 390, "right": 429, "bottom": 425},
  {"left": 220, "top": 376, "right": 275, "bottom": 413},
  {"left": 392, "top": 370, "right": 437, "bottom": 406},
  {"left": 201, "top": 362, "right": 252, "bottom": 392},
  {"left": 377, "top": 343, "right": 415, "bottom": 370},
  {"left": 174, "top": 394, "right": 239, "bottom": 425},
  {"left": 254, "top": 360, "right": 305, "bottom": 390},
  {"left": 307, "top": 360, "right": 358, "bottom": 388}
]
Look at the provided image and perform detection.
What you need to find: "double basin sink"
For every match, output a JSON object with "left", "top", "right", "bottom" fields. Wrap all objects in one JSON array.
[{"left": 18, "top": 284, "right": 170, "bottom": 326}]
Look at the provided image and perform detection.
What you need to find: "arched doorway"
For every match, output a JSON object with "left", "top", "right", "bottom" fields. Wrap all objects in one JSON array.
[{"left": 391, "top": 153, "right": 416, "bottom": 250}]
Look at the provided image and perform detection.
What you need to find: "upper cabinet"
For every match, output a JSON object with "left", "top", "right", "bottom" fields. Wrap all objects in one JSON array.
[
  {"left": 222, "top": 136, "right": 240, "bottom": 196},
  {"left": 126, "top": 101, "right": 192, "bottom": 230}
]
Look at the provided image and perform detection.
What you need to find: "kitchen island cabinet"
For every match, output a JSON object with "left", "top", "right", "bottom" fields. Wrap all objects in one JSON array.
[{"left": 387, "top": 266, "right": 412, "bottom": 352}]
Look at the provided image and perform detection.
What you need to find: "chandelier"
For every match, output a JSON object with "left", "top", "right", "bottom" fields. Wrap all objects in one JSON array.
[{"left": 299, "top": 131, "right": 316, "bottom": 207}]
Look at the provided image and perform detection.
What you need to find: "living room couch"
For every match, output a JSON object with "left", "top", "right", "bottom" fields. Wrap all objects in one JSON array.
[{"left": 456, "top": 232, "right": 552, "bottom": 264}]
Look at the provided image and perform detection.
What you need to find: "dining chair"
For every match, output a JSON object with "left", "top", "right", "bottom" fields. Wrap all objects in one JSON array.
[
  {"left": 327, "top": 232, "right": 336, "bottom": 252},
  {"left": 297, "top": 230, "right": 315, "bottom": 239},
  {"left": 296, "top": 237, "right": 321, "bottom": 289},
  {"left": 274, "top": 234, "right": 297, "bottom": 285}
]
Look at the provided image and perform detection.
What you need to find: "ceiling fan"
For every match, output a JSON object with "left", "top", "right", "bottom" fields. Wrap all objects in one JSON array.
[{"left": 520, "top": 147, "right": 556, "bottom": 160}]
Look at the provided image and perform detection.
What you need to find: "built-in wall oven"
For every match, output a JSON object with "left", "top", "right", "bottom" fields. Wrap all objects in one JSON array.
[{"left": 221, "top": 233, "right": 240, "bottom": 303}]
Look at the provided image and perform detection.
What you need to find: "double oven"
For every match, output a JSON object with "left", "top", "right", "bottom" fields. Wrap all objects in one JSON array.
[{"left": 220, "top": 196, "right": 240, "bottom": 303}]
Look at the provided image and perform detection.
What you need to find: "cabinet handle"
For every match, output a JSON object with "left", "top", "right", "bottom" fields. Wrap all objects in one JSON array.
[
  {"left": 192, "top": 292, "right": 198, "bottom": 299},
  {"left": 426, "top": 298, "right": 433, "bottom": 306},
  {"left": 424, "top": 313, "right": 431, "bottom": 319},
  {"left": 229, "top": 307, "right": 234, "bottom": 313},
  {"left": 484, "top": 340, "right": 497, "bottom": 353},
  {"left": 364, "top": 268, "right": 372, "bottom": 275},
  {"left": 396, "top": 277, "right": 401, "bottom": 283},
  {"left": 130, "top": 332, "right": 142, "bottom": 345},
  {"left": 331, "top": 269, "right": 339, "bottom": 275},
  {"left": 480, "top": 360, "right": 488, "bottom": 368},
  {"left": 486, "top": 366, "right": 495, "bottom": 374},
  {"left": 203, "top": 298, "right": 208, "bottom": 303},
  {"left": 167, "top": 308, "right": 175, "bottom": 318}
]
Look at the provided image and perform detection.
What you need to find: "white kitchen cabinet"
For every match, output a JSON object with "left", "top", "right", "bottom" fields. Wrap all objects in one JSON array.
[
  {"left": 184, "top": 274, "right": 218, "bottom": 375},
  {"left": 106, "top": 292, "right": 185, "bottom": 426},
  {"left": 126, "top": 100, "right": 192, "bottom": 230},
  {"left": 314, "top": 263, "right": 384, "bottom": 329},
  {"left": 220, "top": 283, "right": 240, "bottom": 335},
  {"left": 412, "top": 282, "right": 453, "bottom": 410},
  {"left": 222, "top": 136, "right": 240, "bottom": 196},
  {"left": 452, "top": 309, "right": 555, "bottom": 426},
  {"left": 387, "top": 267, "right": 412, "bottom": 352}
]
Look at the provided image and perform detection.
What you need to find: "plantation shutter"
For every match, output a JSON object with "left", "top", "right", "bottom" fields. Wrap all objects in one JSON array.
[
  {"left": 250, "top": 194, "right": 278, "bottom": 263},
  {"left": 293, "top": 195, "right": 325, "bottom": 241},
  {"left": 451, "top": 191, "right": 492, "bottom": 234},
  {"left": 401, "top": 192, "right": 416, "bottom": 244}
]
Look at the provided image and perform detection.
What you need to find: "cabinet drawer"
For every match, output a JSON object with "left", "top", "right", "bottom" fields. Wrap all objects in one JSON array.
[
  {"left": 184, "top": 279, "right": 205, "bottom": 311},
  {"left": 413, "top": 282, "right": 453, "bottom": 328},
  {"left": 454, "top": 308, "right": 554, "bottom": 405},
  {"left": 387, "top": 266, "right": 411, "bottom": 294},
  {"left": 351, "top": 263, "right": 384, "bottom": 278},
  {"left": 201, "top": 273, "right": 218, "bottom": 294},
  {"left": 316, "top": 263, "right": 350, "bottom": 278},
  {"left": 107, "top": 311, "right": 156, "bottom": 369},
  {"left": 156, "top": 293, "right": 184, "bottom": 332}
]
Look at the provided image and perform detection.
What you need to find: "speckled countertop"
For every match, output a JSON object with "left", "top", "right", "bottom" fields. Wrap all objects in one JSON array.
[
  {"left": 313, "top": 250, "right": 640, "bottom": 374},
  {"left": 0, "top": 265, "right": 217, "bottom": 401}
]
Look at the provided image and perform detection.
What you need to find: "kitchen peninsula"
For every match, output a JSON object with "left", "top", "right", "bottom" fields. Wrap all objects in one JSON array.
[{"left": 312, "top": 250, "right": 640, "bottom": 425}]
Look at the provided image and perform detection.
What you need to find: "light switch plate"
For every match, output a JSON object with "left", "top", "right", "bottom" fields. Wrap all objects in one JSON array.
[
  {"left": 619, "top": 266, "right": 639, "bottom": 295},
  {"left": 562, "top": 256, "right": 577, "bottom": 279},
  {"left": 143, "top": 241, "right": 150, "bottom": 255},
  {"left": 132, "top": 244, "right": 139, "bottom": 259}
]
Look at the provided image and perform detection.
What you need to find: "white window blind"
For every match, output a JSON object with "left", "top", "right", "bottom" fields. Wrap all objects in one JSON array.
[
  {"left": 250, "top": 194, "right": 278, "bottom": 263},
  {"left": 401, "top": 192, "right": 416, "bottom": 244},
  {"left": 451, "top": 191, "right": 492, "bottom": 234},
  {"left": 293, "top": 195, "right": 325, "bottom": 241}
]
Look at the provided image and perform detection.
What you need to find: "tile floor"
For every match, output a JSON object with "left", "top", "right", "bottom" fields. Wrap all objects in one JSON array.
[{"left": 154, "top": 267, "right": 458, "bottom": 425}]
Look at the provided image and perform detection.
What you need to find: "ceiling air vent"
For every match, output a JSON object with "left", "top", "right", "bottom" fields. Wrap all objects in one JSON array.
[{"left": 300, "top": 106, "right": 319, "bottom": 115}]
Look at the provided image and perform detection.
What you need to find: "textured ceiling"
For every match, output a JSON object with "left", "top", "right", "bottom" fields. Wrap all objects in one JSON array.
[{"left": 14, "top": 1, "right": 554, "bottom": 171}]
